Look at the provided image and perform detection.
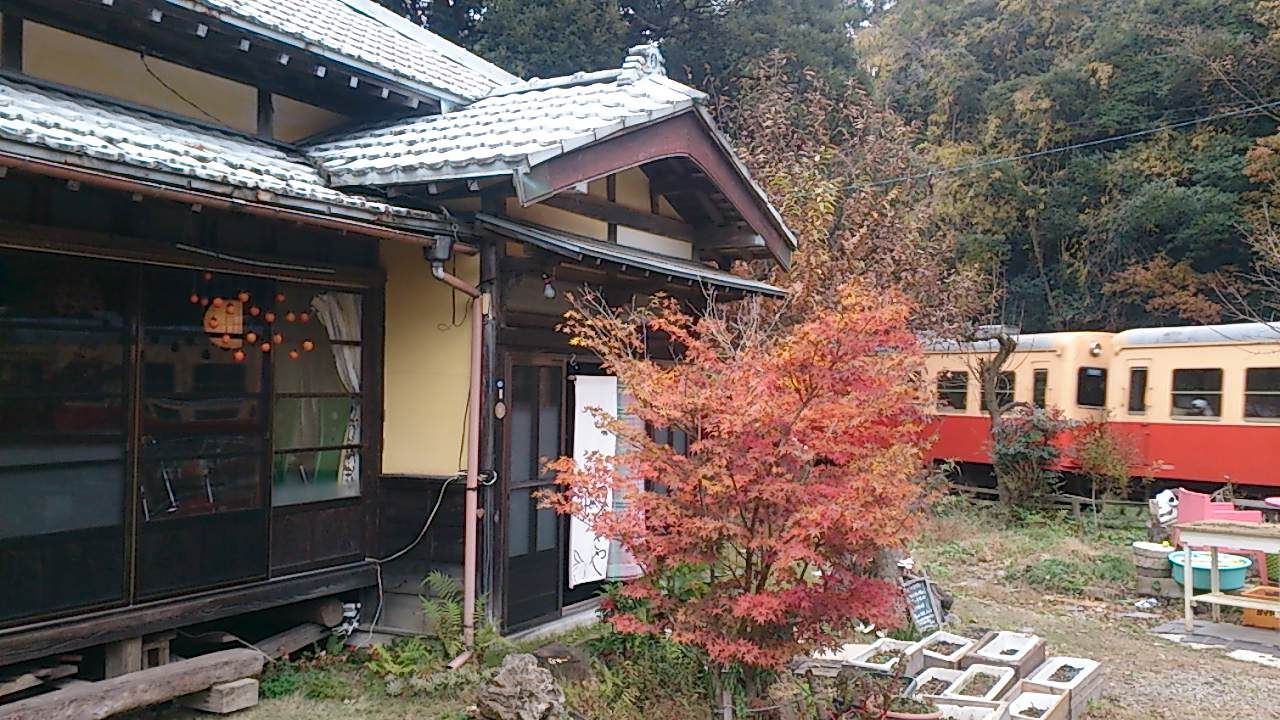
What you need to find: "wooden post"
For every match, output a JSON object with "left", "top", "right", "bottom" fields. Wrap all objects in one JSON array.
[
  {"left": 1209, "top": 546, "right": 1221, "bottom": 622},
  {"left": 256, "top": 88, "right": 274, "bottom": 140},
  {"left": 1, "top": 13, "right": 23, "bottom": 71},
  {"left": 102, "top": 637, "right": 143, "bottom": 679},
  {"left": 1183, "top": 543, "right": 1195, "bottom": 632}
]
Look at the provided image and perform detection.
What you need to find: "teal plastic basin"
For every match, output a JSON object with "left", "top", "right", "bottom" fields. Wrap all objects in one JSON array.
[{"left": 1169, "top": 550, "right": 1252, "bottom": 591}]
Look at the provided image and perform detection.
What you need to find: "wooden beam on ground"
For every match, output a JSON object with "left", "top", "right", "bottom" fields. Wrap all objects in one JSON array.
[
  {"left": 255, "top": 623, "right": 328, "bottom": 660},
  {"left": 541, "top": 193, "right": 697, "bottom": 243},
  {"left": 0, "top": 664, "right": 76, "bottom": 700},
  {"left": 0, "top": 649, "right": 263, "bottom": 720}
]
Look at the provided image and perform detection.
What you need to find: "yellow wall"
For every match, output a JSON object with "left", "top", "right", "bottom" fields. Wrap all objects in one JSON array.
[
  {"left": 24, "top": 22, "right": 258, "bottom": 133},
  {"left": 381, "top": 241, "right": 477, "bottom": 476},
  {"left": 272, "top": 94, "right": 348, "bottom": 142},
  {"left": 21, "top": 22, "right": 349, "bottom": 143},
  {"left": 506, "top": 197, "right": 607, "bottom": 240},
  {"left": 511, "top": 168, "right": 695, "bottom": 259}
]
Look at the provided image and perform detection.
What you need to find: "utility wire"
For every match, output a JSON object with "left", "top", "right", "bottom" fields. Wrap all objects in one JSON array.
[
  {"left": 831, "top": 97, "right": 1280, "bottom": 194},
  {"left": 139, "top": 52, "right": 229, "bottom": 125}
]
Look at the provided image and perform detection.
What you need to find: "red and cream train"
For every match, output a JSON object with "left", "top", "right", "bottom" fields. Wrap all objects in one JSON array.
[{"left": 924, "top": 323, "right": 1280, "bottom": 492}]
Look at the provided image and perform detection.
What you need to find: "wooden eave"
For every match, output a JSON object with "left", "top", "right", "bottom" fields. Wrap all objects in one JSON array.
[{"left": 513, "top": 108, "right": 795, "bottom": 270}]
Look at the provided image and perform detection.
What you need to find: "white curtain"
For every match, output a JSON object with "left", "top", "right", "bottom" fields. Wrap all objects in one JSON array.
[
  {"left": 569, "top": 376, "right": 617, "bottom": 588},
  {"left": 312, "top": 292, "right": 362, "bottom": 486}
]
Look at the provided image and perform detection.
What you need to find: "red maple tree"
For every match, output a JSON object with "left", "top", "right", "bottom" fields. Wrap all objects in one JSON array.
[{"left": 545, "top": 283, "right": 931, "bottom": 680}]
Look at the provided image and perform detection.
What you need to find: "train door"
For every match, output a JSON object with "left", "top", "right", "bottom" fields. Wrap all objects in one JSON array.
[
  {"left": 1119, "top": 358, "right": 1153, "bottom": 457},
  {"left": 1030, "top": 361, "right": 1051, "bottom": 409}
]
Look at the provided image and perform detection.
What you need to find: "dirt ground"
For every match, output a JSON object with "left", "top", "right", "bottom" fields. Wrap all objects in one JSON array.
[{"left": 914, "top": 508, "right": 1280, "bottom": 720}]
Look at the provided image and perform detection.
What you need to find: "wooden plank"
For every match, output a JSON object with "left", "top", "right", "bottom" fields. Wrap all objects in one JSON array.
[
  {"left": 178, "top": 678, "right": 259, "bottom": 715},
  {"left": 0, "top": 674, "right": 43, "bottom": 700},
  {"left": 254, "top": 623, "right": 328, "bottom": 660},
  {"left": 0, "top": 563, "right": 376, "bottom": 667},
  {"left": 1192, "top": 591, "right": 1280, "bottom": 612},
  {"left": 0, "top": 649, "right": 263, "bottom": 720}
]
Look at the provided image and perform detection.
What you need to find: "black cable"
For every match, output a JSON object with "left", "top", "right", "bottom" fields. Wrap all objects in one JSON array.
[{"left": 139, "top": 52, "right": 228, "bottom": 125}]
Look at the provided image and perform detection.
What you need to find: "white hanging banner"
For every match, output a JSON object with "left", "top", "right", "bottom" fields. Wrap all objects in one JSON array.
[{"left": 568, "top": 375, "right": 618, "bottom": 588}]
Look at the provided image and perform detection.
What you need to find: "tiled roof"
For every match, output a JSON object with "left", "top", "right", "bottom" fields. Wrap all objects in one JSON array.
[
  {"left": 306, "top": 46, "right": 705, "bottom": 186},
  {"left": 179, "top": 0, "right": 518, "bottom": 102},
  {"left": 0, "top": 76, "right": 444, "bottom": 226}
]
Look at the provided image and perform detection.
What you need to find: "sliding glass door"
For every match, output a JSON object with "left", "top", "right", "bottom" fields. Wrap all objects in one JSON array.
[{"left": 0, "top": 251, "right": 131, "bottom": 623}]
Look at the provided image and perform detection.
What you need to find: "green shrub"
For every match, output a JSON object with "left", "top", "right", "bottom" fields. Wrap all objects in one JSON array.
[{"left": 991, "top": 407, "right": 1072, "bottom": 508}]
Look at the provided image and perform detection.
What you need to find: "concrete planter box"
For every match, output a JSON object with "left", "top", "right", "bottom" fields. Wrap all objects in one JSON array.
[
  {"left": 912, "top": 631, "right": 976, "bottom": 670},
  {"left": 1005, "top": 682, "right": 1068, "bottom": 720},
  {"left": 913, "top": 667, "right": 965, "bottom": 697},
  {"left": 851, "top": 638, "right": 922, "bottom": 676},
  {"left": 963, "top": 632, "right": 1046, "bottom": 678},
  {"left": 1025, "top": 658, "right": 1101, "bottom": 720}
]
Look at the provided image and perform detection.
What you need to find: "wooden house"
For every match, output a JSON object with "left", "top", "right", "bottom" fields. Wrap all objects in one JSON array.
[{"left": 0, "top": 0, "right": 795, "bottom": 679}]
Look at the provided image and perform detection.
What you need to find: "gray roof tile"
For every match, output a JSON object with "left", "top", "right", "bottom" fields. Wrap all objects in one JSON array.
[
  {"left": 306, "top": 54, "right": 704, "bottom": 186},
  {"left": 183, "top": 0, "right": 517, "bottom": 101},
  {"left": 0, "top": 76, "right": 442, "bottom": 224}
]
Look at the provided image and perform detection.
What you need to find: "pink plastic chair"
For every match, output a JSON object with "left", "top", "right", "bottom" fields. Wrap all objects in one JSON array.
[{"left": 1172, "top": 488, "right": 1269, "bottom": 584}]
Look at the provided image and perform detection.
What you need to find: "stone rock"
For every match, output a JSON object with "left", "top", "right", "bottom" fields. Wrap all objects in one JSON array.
[
  {"left": 532, "top": 642, "right": 593, "bottom": 683},
  {"left": 475, "top": 654, "right": 566, "bottom": 720}
]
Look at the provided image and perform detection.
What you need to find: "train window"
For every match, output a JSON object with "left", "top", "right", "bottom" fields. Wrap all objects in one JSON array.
[
  {"left": 1171, "top": 369, "right": 1222, "bottom": 418},
  {"left": 1076, "top": 367, "right": 1107, "bottom": 407},
  {"left": 936, "top": 371, "right": 968, "bottom": 411},
  {"left": 1244, "top": 368, "right": 1280, "bottom": 419},
  {"left": 1128, "top": 367, "right": 1148, "bottom": 414},
  {"left": 1032, "top": 369, "right": 1048, "bottom": 409},
  {"left": 982, "top": 371, "right": 1015, "bottom": 413}
]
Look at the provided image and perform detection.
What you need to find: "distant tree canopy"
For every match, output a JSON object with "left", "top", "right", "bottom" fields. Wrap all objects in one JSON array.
[
  {"left": 379, "top": 0, "right": 867, "bottom": 84},
  {"left": 382, "top": 0, "right": 1280, "bottom": 332},
  {"left": 864, "top": 0, "right": 1280, "bottom": 331}
]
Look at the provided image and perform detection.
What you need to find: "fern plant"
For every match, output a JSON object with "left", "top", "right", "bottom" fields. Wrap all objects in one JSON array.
[{"left": 420, "top": 570, "right": 506, "bottom": 663}]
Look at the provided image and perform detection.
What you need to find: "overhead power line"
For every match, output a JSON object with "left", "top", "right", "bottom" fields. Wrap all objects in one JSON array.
[{"left": 837, "top": 97, "right": 1280, "bottom": 193}]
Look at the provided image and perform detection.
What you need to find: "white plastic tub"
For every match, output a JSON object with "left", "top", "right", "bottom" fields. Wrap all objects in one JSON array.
[
  {"left": 914, "top": 667, "right": 965, "bottom": 697},
  {"left": 915, "top": 630, "right": 976, "bottom": 668},
  {"left": 851, "top": 638, "right": 917, "bottom": 673},
  {"left": 973, "top": 631, "right": 1040, "bottom": 663},
  {"left": 1008, "top": 691, "right": 1062, "bottom": 719},
  {"left": 946, "top": 664, "right": 1016, "bottom": 701},
  {"left": 936, "top": 701, "right": 1009, "bottom": 720},
  {"left": 1027, "top": 657, "right": 1100, "bottom": 691}
]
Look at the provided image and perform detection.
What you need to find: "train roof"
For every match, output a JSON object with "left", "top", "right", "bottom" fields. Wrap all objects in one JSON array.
[
  {"left": 1113, "top": 322, "right": 1280, "bottom": 347},
  {"left": 923, "top": 331, "right": 1108, "bottom": 354}
]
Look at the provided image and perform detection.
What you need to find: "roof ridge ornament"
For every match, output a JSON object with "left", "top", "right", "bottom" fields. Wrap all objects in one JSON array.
[{"left": 619, "top": 44, "right": 666, "bottom": 85}]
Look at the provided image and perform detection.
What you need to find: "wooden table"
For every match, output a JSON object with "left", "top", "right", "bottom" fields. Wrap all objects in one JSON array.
[{"left": 1177, "top": 520, "right": 1280, "bottom": 631}]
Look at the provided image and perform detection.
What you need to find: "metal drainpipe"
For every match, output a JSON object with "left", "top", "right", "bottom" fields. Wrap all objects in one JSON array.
[{"left": 429, "top": 262, "right": 486, "bottom": 664}]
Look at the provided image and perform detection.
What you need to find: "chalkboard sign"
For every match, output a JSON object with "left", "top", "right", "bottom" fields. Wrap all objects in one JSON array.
[{"left": 902, "top": 577, "right": 942, "bottom": 633}]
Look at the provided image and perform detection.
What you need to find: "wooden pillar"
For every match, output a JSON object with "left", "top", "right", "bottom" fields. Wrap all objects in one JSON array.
[
  {"left": 478, "top": 228, "right": 503, "bottom": 616},
  {"left": 256, "top": 88, "right": 274, "bottom": 140},
  {"left": 1, "top": 13, "right": 23, "bottom": 72},
  {"left": 102, "top": 637, "right": 143, "bottom": 679}
]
